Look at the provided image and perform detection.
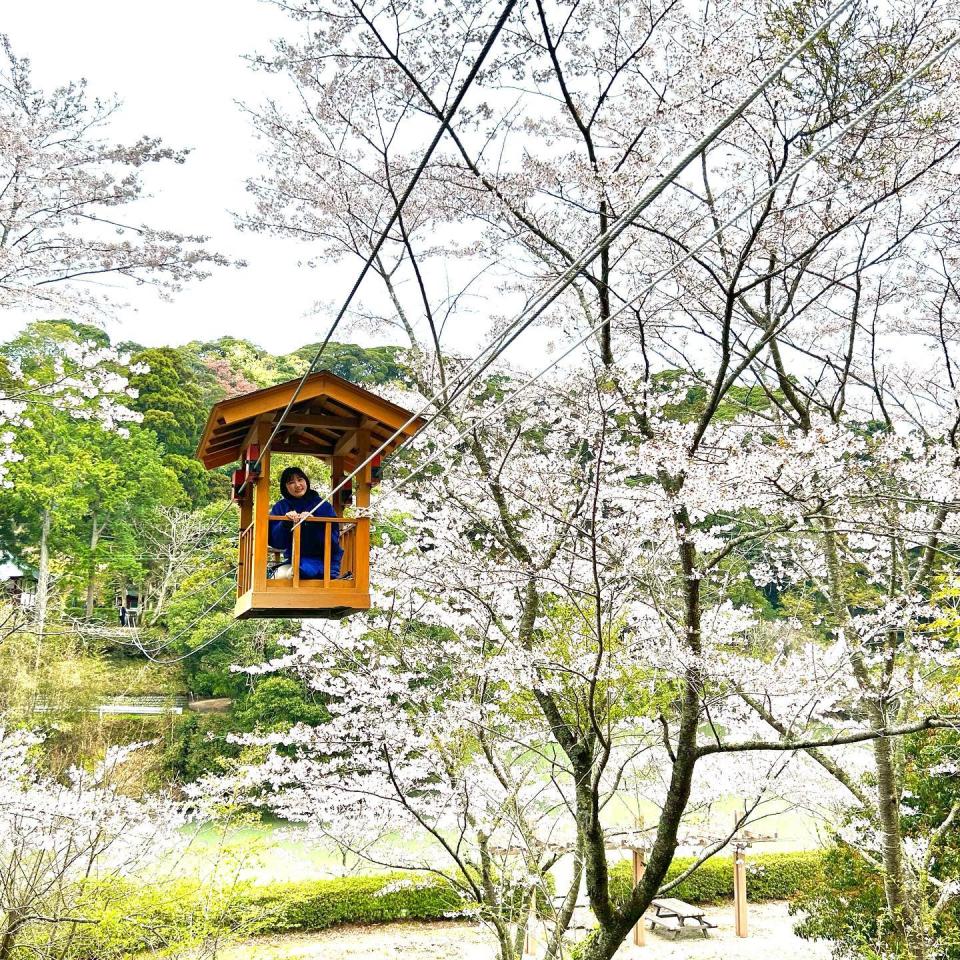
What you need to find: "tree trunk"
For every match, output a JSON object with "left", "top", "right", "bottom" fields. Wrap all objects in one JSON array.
[
  {"left": 0, "top": 924, "right": 14, "bottom": 960},
  {"left": 578, "top": 521, "right": 704, "bottom": 960},
  {"left": 85, "top": 514, "right": 101, "bottom": 620},
  {"left": 34, "top": 506, "right": 51, "bottom": 653},
  {"left": 0, "top": 906, "right": 21, "bottom": 960},
  {"left": 872, "top": 726, "right": 927, "bottom": 959}
]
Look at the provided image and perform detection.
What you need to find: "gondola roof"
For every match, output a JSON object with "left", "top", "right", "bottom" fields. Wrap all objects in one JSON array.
[{"left": 196, "top": 370, "right": 425, "bottom": 469}]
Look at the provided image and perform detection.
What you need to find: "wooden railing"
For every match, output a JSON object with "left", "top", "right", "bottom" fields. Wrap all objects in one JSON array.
[
  {"left": 238, "top": 521, "right": 255, "bottom": 596},
  {"left": 266, "top": 515, "right": 367, "bottom": 589}
]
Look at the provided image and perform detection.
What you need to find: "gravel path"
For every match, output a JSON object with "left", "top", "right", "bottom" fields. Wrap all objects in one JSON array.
[{"left": 218, "top": 902, "right": 831, "bottom": 959}]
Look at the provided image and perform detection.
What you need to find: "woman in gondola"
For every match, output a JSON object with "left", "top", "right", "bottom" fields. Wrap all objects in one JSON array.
[{"left": 268, "top": 466, "right": 343, "bottom": 580}]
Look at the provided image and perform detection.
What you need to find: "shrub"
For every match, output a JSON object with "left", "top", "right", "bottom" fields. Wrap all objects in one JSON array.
[
  {"left": 68, "top": 877, "right": 270, "bottom": 959},
  {"left": 240, "top": 874, "right": 463, "bottom": 932},
  {"left": 70, "top": 853, "right": 823, "bottom": 958},
  {"left": 790, "top": 845, "right": 886, "bottom": 955},
  {"left": 610, "top": 850, "right": 824, "bottom": 905},
  {"left": 162, "top": 711, "right": 240, "bottom": 782},
  {"left": 70, "top": 872, "right": 465, "bottom": 958}
]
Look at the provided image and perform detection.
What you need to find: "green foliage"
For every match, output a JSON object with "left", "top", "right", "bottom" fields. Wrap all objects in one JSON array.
[
  {"left": 661, "top": 377, "right": 773, "bottom": 425},
  {"left": 161, "top": 677, "right": 332, "bottom": 784},
  {"left": 183, "top": 335, "right": 408, "bottom": 394},
  {"left": 290, "top": 340, "right": 408, "bottom": 386},
  {"left": 64, "top": 856, "right": 828, "bottom": 960},
  {"left": 127, "top": 347, "right": 224, "bottom": 505},
  {"left": 791, "top": 845, "right": 888, "bottom": 957},
  {"left": 67, "top": 876, "right": 271, "bottom": 960},
  {"left": 162, "top": 712, "right": 241, "bottom": 783},
  {"left": 71, "top": 872, "right": 463, "bottom": 958},
  {"left": 239, "top": 873, "right": 463, "bottom": 933},
  {"left": 793, "top": 731, "right": 960, "bottom": 958},
  {"left": 72, "top": 654, "right": 185, "bottom": 697},
  {"left": 4, "top": 319, "right": 110, "bottom": 357},
  {"left": 0, "top": 323, "right": 414, "bottom": 787},
  {"left": 0, "top": 320, "right": 186, "bottom": 611},
  {"left": 128, "top": 347, "right": 213, "bottom": 456},
  {"left": 609, "top": 850, "right": 825, "bottom": 906},
  {"left": 166, "top": 452, "right": 223, "bottom": 504},
  {"left": 232, "top": 676, "right": 330, "bottom": 733}
]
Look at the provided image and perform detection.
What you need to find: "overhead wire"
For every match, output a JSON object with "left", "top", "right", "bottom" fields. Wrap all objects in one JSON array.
[
  {"left": 137, "top": 618, "right": 240, "bottom": 666},
  {"left": 116, "top": 582, "right": 238, "bottom": 657},
  {"left": 136, "top": 0, "right": 519, "bottom": 632},
  {"left": 245, "top": 0, "right": 521, "bottom": 485},
  {"left": 133, "top": 5, "right": 956, "bottom": 658},
  {"left": 378, "top": 27, "right": 960, "bottom": 501},
  {"left": 288, "top": 0, "right": 855, "bottom": 533},
  {"left": 111, "top": 1, "right": 519, "bottom": 657},
  {"left": 133, "top": 0, "right": 862, "bottom": 658}
]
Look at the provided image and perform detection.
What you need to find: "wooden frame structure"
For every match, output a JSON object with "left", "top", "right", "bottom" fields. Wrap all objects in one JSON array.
[
  {"left": 729, "top": 813, "right": 778, "bottom": 939},
  {"left": 196, "top": 371, "right": 425, "bottom": 619}
]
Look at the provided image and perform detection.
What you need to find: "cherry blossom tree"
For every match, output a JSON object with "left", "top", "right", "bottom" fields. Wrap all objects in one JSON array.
[
  {"left": 0, "top": 729, "right": 183, "bottom": 960},
  {"left": 0, "top": 36, "right": 230, "bottom": 317},
  {"left": 229, "top": 1, "right": 960, "bottom": 957},
  {"left": 0, "top": 32, "right": 232, "bottom": 504}
]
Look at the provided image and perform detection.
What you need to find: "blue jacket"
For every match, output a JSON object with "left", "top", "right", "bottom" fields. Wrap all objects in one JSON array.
[{"left": 268, "top": 490, "right": 343, "bottom": 570}]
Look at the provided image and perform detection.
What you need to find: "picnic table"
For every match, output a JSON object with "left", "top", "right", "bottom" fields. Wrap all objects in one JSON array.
[{"left": 648, "top": 898, "right": 717, "bottom": 938}]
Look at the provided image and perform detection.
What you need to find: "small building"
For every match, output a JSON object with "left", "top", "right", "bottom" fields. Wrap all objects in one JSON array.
[
  {"left": 116, "top": 586, "right": 141, "bottom": 627},
  {"left": 0, "top": 556, "right": 37, "bottom": 610}
]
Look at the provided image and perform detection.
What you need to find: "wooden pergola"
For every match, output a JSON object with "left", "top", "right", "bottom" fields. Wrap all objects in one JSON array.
[{"left": 196, "top": 371, "right": 425, "bottom": 619}]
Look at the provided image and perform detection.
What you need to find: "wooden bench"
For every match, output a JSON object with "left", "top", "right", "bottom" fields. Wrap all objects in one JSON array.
[{"left": 648, "top": 898, "right": 717, "bottom": 938}]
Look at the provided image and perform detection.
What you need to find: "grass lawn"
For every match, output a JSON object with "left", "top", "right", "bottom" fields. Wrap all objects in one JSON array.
[{"left": 167, "top": 817, "right": 439, "bottom": 883}]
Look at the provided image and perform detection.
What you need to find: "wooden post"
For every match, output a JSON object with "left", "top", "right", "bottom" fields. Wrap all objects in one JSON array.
[
  {"left": 355, "top": 429, "right": 371, "bottom": 508},
  {"left": 323, "top": 521, "right": 331, "bottom": 587},
  {"left": 733, "top": 845, "right": 748, "bottom": 938},
  {"left": 291, "top": 522, "right": 301, "bottom": 588},
  {"left": 354, "top": 430, "right": 371, "bottom": 593},
  {"left": 331, "top": 455, "right": 345, "bottom": 516},
  {"left": 632, "top": 848, "right": 646, "bottom": 946}
]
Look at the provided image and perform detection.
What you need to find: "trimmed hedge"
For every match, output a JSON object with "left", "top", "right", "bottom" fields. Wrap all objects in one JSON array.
[
  {"left": 240, "top": 873, "right": 464, "bottom": 932},
  {"left": 68, "top": 852, "right": 823, "bottom": 958},
  {"left": 610, "top": 850, "right": 824, "bottom": 906},
  {"left": 70, "top": 872, "right": 465, "bottom": 959}
]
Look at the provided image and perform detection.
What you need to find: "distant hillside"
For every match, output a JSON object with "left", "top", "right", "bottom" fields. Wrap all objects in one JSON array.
[
  {"left": 116, "top": 336, "right": 408, "bottom": 398},
  {"left": 112, "top": 334, "right": 410, "bottom": 503},
  {"left": 183, "top": 337, "right": 408, "bottom": 398}
]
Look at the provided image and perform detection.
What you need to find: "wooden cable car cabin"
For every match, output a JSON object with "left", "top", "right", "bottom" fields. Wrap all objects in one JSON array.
[{"left": 196, "top": 371, "right": 425, "bottom": 620}]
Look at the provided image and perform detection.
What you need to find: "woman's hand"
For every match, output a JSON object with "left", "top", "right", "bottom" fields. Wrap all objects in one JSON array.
[{"left": 285, "top": 510, "right": 299, "bottom": 521}]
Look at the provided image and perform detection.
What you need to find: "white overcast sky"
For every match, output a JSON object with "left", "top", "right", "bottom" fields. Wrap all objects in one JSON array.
[{"left": 0, "top": 0, "right": 412, "bottom": 354}]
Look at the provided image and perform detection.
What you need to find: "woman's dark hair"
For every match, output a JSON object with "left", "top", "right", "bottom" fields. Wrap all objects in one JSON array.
[{"left": 279, "top": 466, "right": 311, "bottom": 498}]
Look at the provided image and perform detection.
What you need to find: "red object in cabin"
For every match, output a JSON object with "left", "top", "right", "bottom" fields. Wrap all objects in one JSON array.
[
  {"left": 231, "top": 468, "right": 246, "bottom": 502},
  {"left": 371, "top": 454, "right": 382, "bottom": 486}
]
